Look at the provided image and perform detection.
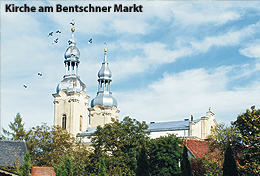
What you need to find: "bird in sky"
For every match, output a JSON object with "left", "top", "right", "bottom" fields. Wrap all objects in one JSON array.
[
  {"left": 70, "top": 19, "right": 75, "bottom": 26},
  {"left": 68, "top": 39, "right": 72, "bottom": 45},
  {"left": 52, "top": 38, "right": 59, "bottom": 44},
  {"left": 88, "top": 38, "right": 92, "bottom": 44},
  {"left": 38, "top": 72, "right": 42, "bottom": 76},
  {"left": 47, "top": 32, "right": 53, "bottom": 37},
  {"left": 104, "top": 42, "right": 107, "bottom": 46},
  {"left": 56, "top": 29, "right": 61, "bottom": 33},
  {"left": 23, "top": 84, "right": 27, "bottom": 89}
]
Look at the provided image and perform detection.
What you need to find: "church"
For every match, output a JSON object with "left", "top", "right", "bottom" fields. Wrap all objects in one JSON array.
[{"left": 52, "top": 23, "right": 217, "bottom": 141}]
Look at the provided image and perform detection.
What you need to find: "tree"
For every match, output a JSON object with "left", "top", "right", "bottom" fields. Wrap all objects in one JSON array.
[
  {"left": 88, "top": 117, "right": 150, "bottom": 175},
  {"left": 2, "top": 113, "right": 27, "bottom": 140},
  {"left": 26, "top": 123, "right": 89, "bottom": 168},
  {"left": 19, "top": 151, "right": 32, "bottom": 176},
  {"left": 190, "top": 158, "right": 206, "bottom": 176},
  {"left": 234, "top": 106, "right": 260, "bottom": 175},
  {"left": 64, "top": 155, "right": 73, "bottom": 176},
  {"left": 136, "top": 141, "right": 149, "bottom": 176},
  {"left": 207, "top": 123, "right": 242, "bottom": 156},
  {"left": 181, "top": 146, "right": 192, "bottom": 176},
  {"left": 223, "top": 143, "right": 238, "bottom": 176},
  {"left": 97, "top": 156, "right": 106, "bottom": 176},
  {"left": 148, "top": 134, "right": 182, "bottom": 176}
]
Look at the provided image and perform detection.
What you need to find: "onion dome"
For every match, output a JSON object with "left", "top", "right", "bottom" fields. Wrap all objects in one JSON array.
[
  {"left": 64, "top": 43, "right": 80, "bottom": 61},
  {"left": 56, "top": 76, "right": 86, "bottom": 93},
  {"left": 97, "top": 48, "right": 112, "bottom": 79},
  {"left": 91, "top": 91, "right": 117, "bottom": 107},
  {"left": 91, "top": 47, "right": 117, "bottom": 108}
]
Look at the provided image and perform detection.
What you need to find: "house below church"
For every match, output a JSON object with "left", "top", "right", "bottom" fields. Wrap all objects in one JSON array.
[{"left": 148, "top": 108, "right": 217, "bottom": 140}]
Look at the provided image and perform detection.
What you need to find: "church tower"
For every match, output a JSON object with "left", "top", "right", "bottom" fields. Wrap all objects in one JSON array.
[
  {"left": 88, "top": 47, "right": 119, "bottom": 127},
  {"left": 52, "top": 24, "right": 89, "bottom": 136}
]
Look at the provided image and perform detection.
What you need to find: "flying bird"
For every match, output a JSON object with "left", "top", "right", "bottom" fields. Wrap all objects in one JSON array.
[
  {"left": 38, "top": 72, "right": 42, "bottom": 76},
  {"left": 88, "top": 38, "right": 92, "bottom": 44},
  {"left": 47, "top": 32, "right": 53, "bottom": 37},
  {"left": 70, "top": 19, "right": 75, "bottom": 26},
  {"left": 56, "top": 29, "right": 61, "bottom": 33},
  {"left": 23, "top": 84, "right": 27, "bottom": 89},
  {"left": 104, "top": 42, "right": 107, "bottom": 46},
  {"left": 68, "top": 39, "right": 72, "bottom": 45},
  {"left": 52, "top": 38, "right": 59, "bottom": 44}
]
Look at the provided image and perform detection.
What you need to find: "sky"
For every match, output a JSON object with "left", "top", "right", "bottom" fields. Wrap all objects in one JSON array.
[{"left": 2, "top": 1, "right": 260, "bottom": 131}]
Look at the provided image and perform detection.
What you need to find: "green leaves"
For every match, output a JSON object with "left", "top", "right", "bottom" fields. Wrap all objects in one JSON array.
[
  {"left": 234, "top": 106, "right": 260, "bottom": 175},
  {"left": 19, "top": 151, "right": 31, "bottom": 176},
  {"left": 148, "top": 134, "right": 182, "bottom": 176},
  {"left": 88, "top": 117, "right": 150, "bottom": 175},
  {"left": 2, "top": 113, "right": 27, "bottom": 140}
]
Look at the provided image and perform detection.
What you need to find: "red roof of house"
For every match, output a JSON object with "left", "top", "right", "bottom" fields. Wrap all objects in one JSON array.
[
  {"left": 31, "top": 167, "right": 55, "bottom": 176},
  {"left": 184, "top": 139, "right": 210, "bottom": 158}
]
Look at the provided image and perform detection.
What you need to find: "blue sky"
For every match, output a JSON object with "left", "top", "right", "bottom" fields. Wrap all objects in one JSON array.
[{"left": 2, "top": 1, "right": 260, "bottom": 131}]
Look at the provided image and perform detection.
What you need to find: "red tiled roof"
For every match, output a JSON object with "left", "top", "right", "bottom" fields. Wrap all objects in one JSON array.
[
  {"left": 184, "top": 139, "right": 210, "bottom": 158},
  {"left": 31, "top": 167, "right": 56, "bottom": 176}
]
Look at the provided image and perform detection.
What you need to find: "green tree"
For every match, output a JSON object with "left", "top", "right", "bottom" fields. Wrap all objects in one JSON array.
[
  {"left": 98, "top": 156, "right": 106, "bottom": 176},
  {"left": 3, "top": 113, "right": 27, "bottom": 140},
  {"left": 148, "top": 134, "right": 182, "bottom": 176},
  {"left": 234, "top": 106, "right": 260, "bottom": 175},
  {"left": 64, "top": 155, "right": 73, "bottom": 176},
  {"left": 181, "top": 146, "right": 192, "bottom": 176},
  {"left": 136, "top": 141, "right": 149, "bottom": 176},
  {"left": 26, "top": 123, "right": 89, "bottom": 168},
  {"left": 19, "top": 151, "right": 32, "bottom": 176},
  {"left": 223, "top": 143, "right": 238, "bottom": 176},
  {"left": 88, "top": 117, "right": 150, "bottom": 175}
]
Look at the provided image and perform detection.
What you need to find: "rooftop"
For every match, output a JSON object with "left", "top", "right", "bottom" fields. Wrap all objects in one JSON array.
[{"left": 0, "top": 140, "right": 27, "bottom": 167}]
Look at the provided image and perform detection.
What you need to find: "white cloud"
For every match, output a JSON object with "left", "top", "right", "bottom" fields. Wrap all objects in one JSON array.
[
  {"left": 239, "top": 44, "right": 260, "bottom": 59},
  {"left": 116, "top": 66, "right": 260, "bottom": 124},
  {"left": 171, "top": 2, "right": 241, "bottom": 26}
]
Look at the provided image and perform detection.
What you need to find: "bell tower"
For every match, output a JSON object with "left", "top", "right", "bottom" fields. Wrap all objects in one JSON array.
[
  {"left": 52, "top": 21, "right": 89, "bottom": 136},
  {"left": 88, "top": 47, "right": 119, "bottom": 127}
]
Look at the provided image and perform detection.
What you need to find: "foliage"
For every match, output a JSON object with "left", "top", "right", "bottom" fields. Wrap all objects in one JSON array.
[
  {"left": 64, "top": 155, "right": 73, "bottom": 176},
  {"left": 136, "top": 141, "right": 149, "bottom": 176},
  {"left": 207, "top": 123, "right": 242, "bottom": 156},
  {"left": 191, "top": 158, "right": 206, "bottom": 176},
  {"left": 88, "top": 116, "right": 150, "bottom": 175},
  {"left": 223, "top": 143, "right": 238, "bottom": 176},
  {"left": 233, "top": 106, "right": 260, "bottom": 175},
  {"left": 19, "top": 150, "right": 32, "bottom": 176},
  {"left": 26, "top": 123, "right": 89, "bottom": 168},
  {"left": 181, "top": 146, "right": 192, "bottom": 176},
  {"left": 148, "top": 134, "right": 182, "bottom": 176},
  {"left": 97, "top": 156, "right": 106, "bottom": 176},
  {"left": 2, "top": 113, "right": 27, "bottom": 140}
]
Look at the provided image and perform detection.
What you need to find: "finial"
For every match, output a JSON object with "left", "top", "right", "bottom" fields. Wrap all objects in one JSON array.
[
  {"left": 209, "top": 107, "right": 211, "bottom": 111},
  {"left": 104, "top": 42, "right": 107, "bottom": 52},
  {"left": 71, "top": 27, "right": 75, "bottom": 33}
]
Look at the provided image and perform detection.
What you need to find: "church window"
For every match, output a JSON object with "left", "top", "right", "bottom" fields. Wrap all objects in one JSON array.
[
  {"left": 62, "top": 114, "right": 66, "bottom": 129},
  {"left": 80, "top": 115, "right": 83, "bottom": 131}
]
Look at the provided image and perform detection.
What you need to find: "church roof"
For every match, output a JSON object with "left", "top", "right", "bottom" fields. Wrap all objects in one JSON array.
[
  {"left": 147, "top": 120, "right": 190, "bottom": 132},
  {"left": 0, "top": 140, "right": 27, "bottom": 167}
]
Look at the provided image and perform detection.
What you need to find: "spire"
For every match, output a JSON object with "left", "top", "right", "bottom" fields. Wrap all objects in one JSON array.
[
  {"left": 91, "top": 46, "right": 117, "bottom": 108},
  {"left": 64, "top": 21, "right": 80, "bottom": 77}
]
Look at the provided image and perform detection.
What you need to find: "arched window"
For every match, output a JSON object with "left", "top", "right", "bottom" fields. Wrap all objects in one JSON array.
[
  {"left": 79, "top": 115, "right": 83, "bottom": 131},
  {"left": 62, "top": 114, "right": 66, "bottom": 129}
]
